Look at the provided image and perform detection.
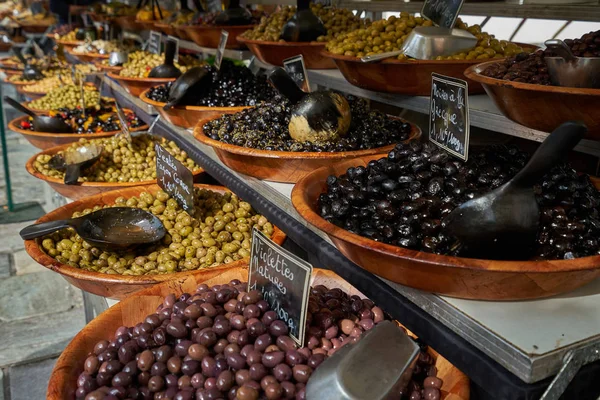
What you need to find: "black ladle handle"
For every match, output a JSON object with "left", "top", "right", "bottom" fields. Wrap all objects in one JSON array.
[
  {"left": 192, "top": 0, "right": 204, "bottom": 12},
  {"left": 164, "top": 39, "right": 177, "bottom": 66},
  {"left": 20, "top": 219, "right": 74, "bottom": 240},
  {"left": 229, "top": 0, "right": 241, "bottom": 9},
  {"left": 4, "top": 96, "right": 36, "bottom": 117},
  {"left": 180, "top": 0, "right": 190, "bottom": 11},
  {"left": 13, "top": 48, "right": 27, "bottom": 65},
  {"left": 267, "top": 67, "right": 305, "bottom": 105},
  {"left": 297, "top": 0, "right": 310, "bottom": 10},
  {"left": 511, "top": 121, "right": 587, "bottom": 188},
  {"left": 64, "top": 164, "right": 83, "bottom": 185}
]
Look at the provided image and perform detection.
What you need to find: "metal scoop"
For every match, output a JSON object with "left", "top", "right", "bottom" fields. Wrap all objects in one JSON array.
[
  {"left": 361, "top": 26, "right": 477, "bottom": 63},
  {"left": 443, "top": 121, "right": 587, "bottom": 260},
  {"left": 20, "top": 207, "right": 166, "bottom": 252},
  {"left": 12, "top": 48, "right": 43, "bottom": 80},
  {"left": 281, "top": 0, "right": 326, "bottom": 42},
  {"left": 149, "top": 39, "right": 182, "bottom": 79},
  {"left": 48, "top": 143, "right": 104, "bottom": 185},
  {"left": 544, "top": 39, "right": 600, "bottom": 88},
  {"left": 213, "top": 0, "right": 253, "bottom": 26},
  {"left": 306, "top": 321, "right": 419, "bottom": 400},
  {"left": 4, "top": 96, "right": 72, "bottom": 133},
  {"left": 108, "top": 51, "right": 128, "bottom": 67},
  {"left": 164, "top": 66, "right": 211, "bottom": 110}
]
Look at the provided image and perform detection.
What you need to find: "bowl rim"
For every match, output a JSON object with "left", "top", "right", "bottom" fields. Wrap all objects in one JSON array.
[
  {"left": 55, "top": 38, "right": 85, "bottom": 46},
  {"left": 24, "top": 184, "right": 286, "bottom": 285},
  {"left": 66, "top": 47, "right": 110, "bottom": 59},
  {"left": 290, "top": 155, "right": 600, "bottom": 274},
  {"left": 464, "top": 59, "right": 600, "bottom": 96},
  {"left": 193, "top": 114, "right": 422, "bottom": 161},
  {"left": 22, "top": 81, "right": 97, "bottom": 95},
  {"left": 107, "top": 70, "right": 178, "bottom": 83},
  {"left": 236, "top": 36, "right": 328, "bottom": 47},
  {"left": 8, "top": 113, "right": 148, "bottom": 138},
  {"left": 139, "top": 87, "right": 253, "bottom": 113},
  {"left": 25, "top": 139, "right": 204, "bottom": 187},
  {"left": 321, "top": 42, "right": 538, "bottom": 65},
  {"left": 181, "top": 24, "right": 256, "bottom": 31}
]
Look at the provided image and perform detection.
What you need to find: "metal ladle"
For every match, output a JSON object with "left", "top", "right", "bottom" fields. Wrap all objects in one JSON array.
[
  {"left": 3, "top": 96, "right": 73, "bottom": 133},
  {"left": 12, "top": 48, "right": 43, "bottom": 80},
  {"left": 149, "top": 39, "right": 182, "bottom": 79},
  {"left": 164, "top": 66, "right": 211, "bottom": 110},
  {"left": 108, "top": 51, "right": 128, "bottom": 66},
  {"left": 20, "top": 207, "right": 166, "bottom": 252},
  {"left": 544, "top": 39, "right": 600, "bottom": 88},
  {"left": 48, "top": 142, "right": 104, "bottom": 185},
  {"left": 443, "top": 121, "right": 587, "bottom": 260}
]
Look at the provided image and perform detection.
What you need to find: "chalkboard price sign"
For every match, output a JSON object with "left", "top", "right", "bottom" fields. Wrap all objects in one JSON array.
[
  {"left": 429, "top": 73, "right": 470, "bottom": 161},
  {"left": 283, "top": 55, "right": 310, "bottom": 92},
  {"left": 167, "top": 36, "right": 180, "bottom": 62},
  {"left": 148, "top": 31, "right": 162, "bottom": 55},
  {"left": 249, "top": 228, "right": 313, "bottom": 346},
  {"left": 155, "top": 143, "right": 194, "bottom": 213},
  {"left": 421, "top": 0, "right": 465, "bottom": 29},
  {"left": 215, "top": 31, "right": 229, "bottom": 71}
]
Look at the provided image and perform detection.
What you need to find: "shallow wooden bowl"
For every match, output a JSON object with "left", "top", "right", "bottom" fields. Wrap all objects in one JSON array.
[
  {"left": 113, "top": 15, "right": 144, "bottom": 32},
  {"left": 66, "top": 48, "right": 110, "bottom": 63},
  {"left": 0, "top": 68, "right": 22, "bottom": 77},
  {"left": 93, "top": 62, "right": 123, "bottom": 74},
  {"left": 238, "top": 37, "right": 335, "bottom": 69},
  {"left": 24, "top": 185, "right": 285, "bottom": 300},
  {"left": 9, "top": 115, "right": 147, "bottom": 150},
  {"left": 2, "top": 77, "right": 39, "bottom": 87},
  {"left": 26, "top": 142, "right": 204, "bottom": 200},
  {"left": 0, "top": 41, "right": 11, "bottom": 52},
  {"left": 47, "top": 266, "right": 469, "bottom": 400},
  {"left": 174, "top": 25, "right": 191, "bottom": 40},
  {"left": 194, "top": 115, "right": 422, "bottom": 183},
  {"left": 154, "top": 22, "right": 177, "bottom": 36},
  {"left": 139, "top": 88, "right": 251, "bottom": 128},
  {"left": 135, "top": 19, "right": 159, "bottom": 31},
  {"left": 107, "top": 71, "right": 176, "bottom": 97},
  {"left": 291, "top": 154, "right": 600, "bottom": 300},
  {"left": 55, "top": 39, "right": 84, "bottom": 51},
  {"left": 182, "top": 25, "right": 255, "bottom": 49},
  {"left": 19, "top": 22, "right": 53, "bottom": 33},
  {"left": 465, "top": 61, "right": 600, "bottom": 139}
]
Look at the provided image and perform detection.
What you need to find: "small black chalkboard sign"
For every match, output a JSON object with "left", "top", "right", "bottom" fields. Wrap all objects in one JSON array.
[
  {"left": 215, "top": 31, "right": 229, "bottom": 71},
  {"left": 429, "top": 73, "right": 470, "bottom": 161},
  {"left": 148, "top": 31, "right": 162, "bottom": 55},
  {"left": 283, "top": 55, "right": 310, "bottom": 92},
  {"left": 167, "top": 35, "right": 180, "bottom": 62},
  {"left": 421, "top": 0, "right": 465, "bottom": 29},
  {"left": 249, "top": 228, "right": 313, "bottom": 346},
  {"left": 155, "top": 143, "right": 194, "bottom": 213}
]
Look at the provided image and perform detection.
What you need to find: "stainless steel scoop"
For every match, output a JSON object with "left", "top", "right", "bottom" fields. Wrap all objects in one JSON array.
[
  {"left": 48, "top": 143, "right": 104, "bottom": 185},
  {"left": 20, "top": 207, "right": 166, "bottom": 251},
  {"left": 306, "top": 321, "right": 419, "bottom": 400},
  {"left": 544, "top": 39, "right": 600, "bottom": 88},
  {"left": 361, "top": 26, "right": 477, "bottom": 63},
  {"left": 109, "top": 51, "right": 128, "bottom": 67}
]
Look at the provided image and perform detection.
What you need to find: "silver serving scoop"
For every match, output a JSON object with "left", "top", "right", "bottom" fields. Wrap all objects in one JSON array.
[
  {"left": 109, "top": 51, "right": 128, "bottom": 67},
  {"left": 362, "top": 26, "right": 477, "bottom": 63},
  {"left": 544, "top": 39, "right": 600, "bottom": 88},
  {"left": 306, "top": 321, "right": 419, "bottom": 400}
]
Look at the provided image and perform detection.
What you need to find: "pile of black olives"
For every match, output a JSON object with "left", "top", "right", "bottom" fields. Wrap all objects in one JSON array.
[
  {"left": 203, "top": 95, "right": 413, "bottom": 152},
  {"left": 147, "top": 61, "right": 276, "bottom": 107},
  {"left": 319, "top": 141, "right": 600, "bottom": 260}
]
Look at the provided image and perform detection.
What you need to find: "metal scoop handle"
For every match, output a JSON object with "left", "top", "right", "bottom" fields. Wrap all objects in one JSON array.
[
  {"left": 64, "top": 164, "right": 83, "bottom": 185},
  {"left": 361, "top": 50, "right": 404, "bottom": 63},
  {"left": 545, "top": 39, "right": 578, "bottom": 62},
  {"left": 114, "top": 102, "right": 131, "bottom": 142},
  {"left": 20, "top": 219, "right": 75, "bottom": 240},
  {"left": 267, "top": 67, "right": 305, "bottom": 104},
  {"left": 4, "top": 96, "right": 36, "bottom": 117}
]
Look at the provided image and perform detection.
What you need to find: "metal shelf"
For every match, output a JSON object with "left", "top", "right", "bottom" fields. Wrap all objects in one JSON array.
[
  {"left": 334, "top": 0, "right": 600, "bottom": 22},
  {"left": 102, "top": 74, "right": 600, "bottom": 400}
]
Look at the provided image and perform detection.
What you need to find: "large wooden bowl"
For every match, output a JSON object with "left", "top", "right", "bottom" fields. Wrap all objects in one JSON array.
[
  {"left": 66, "top": 48, "right": 110, "bottom": 64},
  {"left": 194, "top": 115, "right": 422, "bottom": 183},
  {"left": 18, "top": 21, "right": 54, "bottom": 33},
  {"left": 25, "top": 142, "right": 204, "bottom": 200},
  {"left": 107, "top": 71, "right": 176, "bottom": 96},
  {"left": 465, "top": 60, "right": 600, "bottom": 139},
  {"left": 47, "top": 266, "right": 469, "bottom": 400},
  {"left": 291, "top": 154, "right": 600, "bottom": 300},
  {"left": 2, "top": 76, "right": 40, "bottom": 87},
  {"left": 182, "top": 25, "right": 255, "bottom": 49},
  {"left": 55, "top": 39, "right": 84, "bottom": 51},
  {"left": 135, "top": 19, "right": 159, "bottom": 31},
  {"left": 154, "top": 22, "right": 177, "bottom": 36},
  {"left": 139, "top": 88, "right": 251, "bottom": 128},
  {"left": 24, "top": 185, "right": 285, "bottom": 300},
  {"left": 113, "top": 15, "right": 144, "bottom": 32},
  {"left": 9, "top": 114, "right": 147, "bottom": 150},
  {"left": 238, "top": 37, "right": 335, "bottom": 69},
  {"left": 93, "top": 62, "right": 123, "bottom": 74},
  {"left": 174, "top": 25, "right": 191, "bottom": 40}
]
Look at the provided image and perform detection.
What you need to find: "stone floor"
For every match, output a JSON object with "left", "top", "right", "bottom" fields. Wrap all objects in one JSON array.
[{"left": 0, "top": 83, "right": 86, "bottom": 400}]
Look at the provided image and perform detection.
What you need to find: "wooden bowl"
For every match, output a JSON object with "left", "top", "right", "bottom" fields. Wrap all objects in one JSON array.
[
  {"left": 24, "top": 185, "right": 285, "bottom": 300},
  {"left": 113, "top": 15, "right": 144, "bottom": 32},
  {"left": 139, "top": 88, "right": 251, "bottom": 129},
  {"left": 18, "top": 21, "right": 54, "bottom": 33},
  {"left": 154, "top": 22, "right": 177, "bottom": 36},
  {"left": 9, "top": 115, "right": 148, "bottom": 150},
  {"left": 26, "top": 142, "right": 204, "bottom": 200},
  {"left": 2, "top": 76, "right": 39, "bottom": 87},
  {"left": 55, "top": 39, "right": 84, "bottom": 51},
  {"left": 0, "top": 41, "right": 11, "bottom": 52},
  {"left": 0, "top": 68, "right": 22, "bottom": 77},
  {"left": 465, "top": 60, "right": 600, "bottom": 140},
  {"left": 291, "top": 155, "right": 600, "bottom": 300},
  {"left": 174, "top": 25, "right": 191, "bottom": 40},
  {"left": 182, "top": 25, "right": 255, "bottom": 49},
  {"left": 47, "top": 266, "right": 469, "bottom": 400},
  {"left": 135, "top": 19, "right": 159, "bottom": 31},
  {"left": 93, "top": 62, "right": 123, "bottom": 74},
  {"left": 194, "top": 115, "right": 422, "bottom": 183},
  {"left": 66, "top": 48, "right": 110, "bottom": 64},
  {"left": 237, "top": 37, "right": 335, "bottom": 69},
  {"left": 107, "top": 71, "right": 176, "bottom": 97}
]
